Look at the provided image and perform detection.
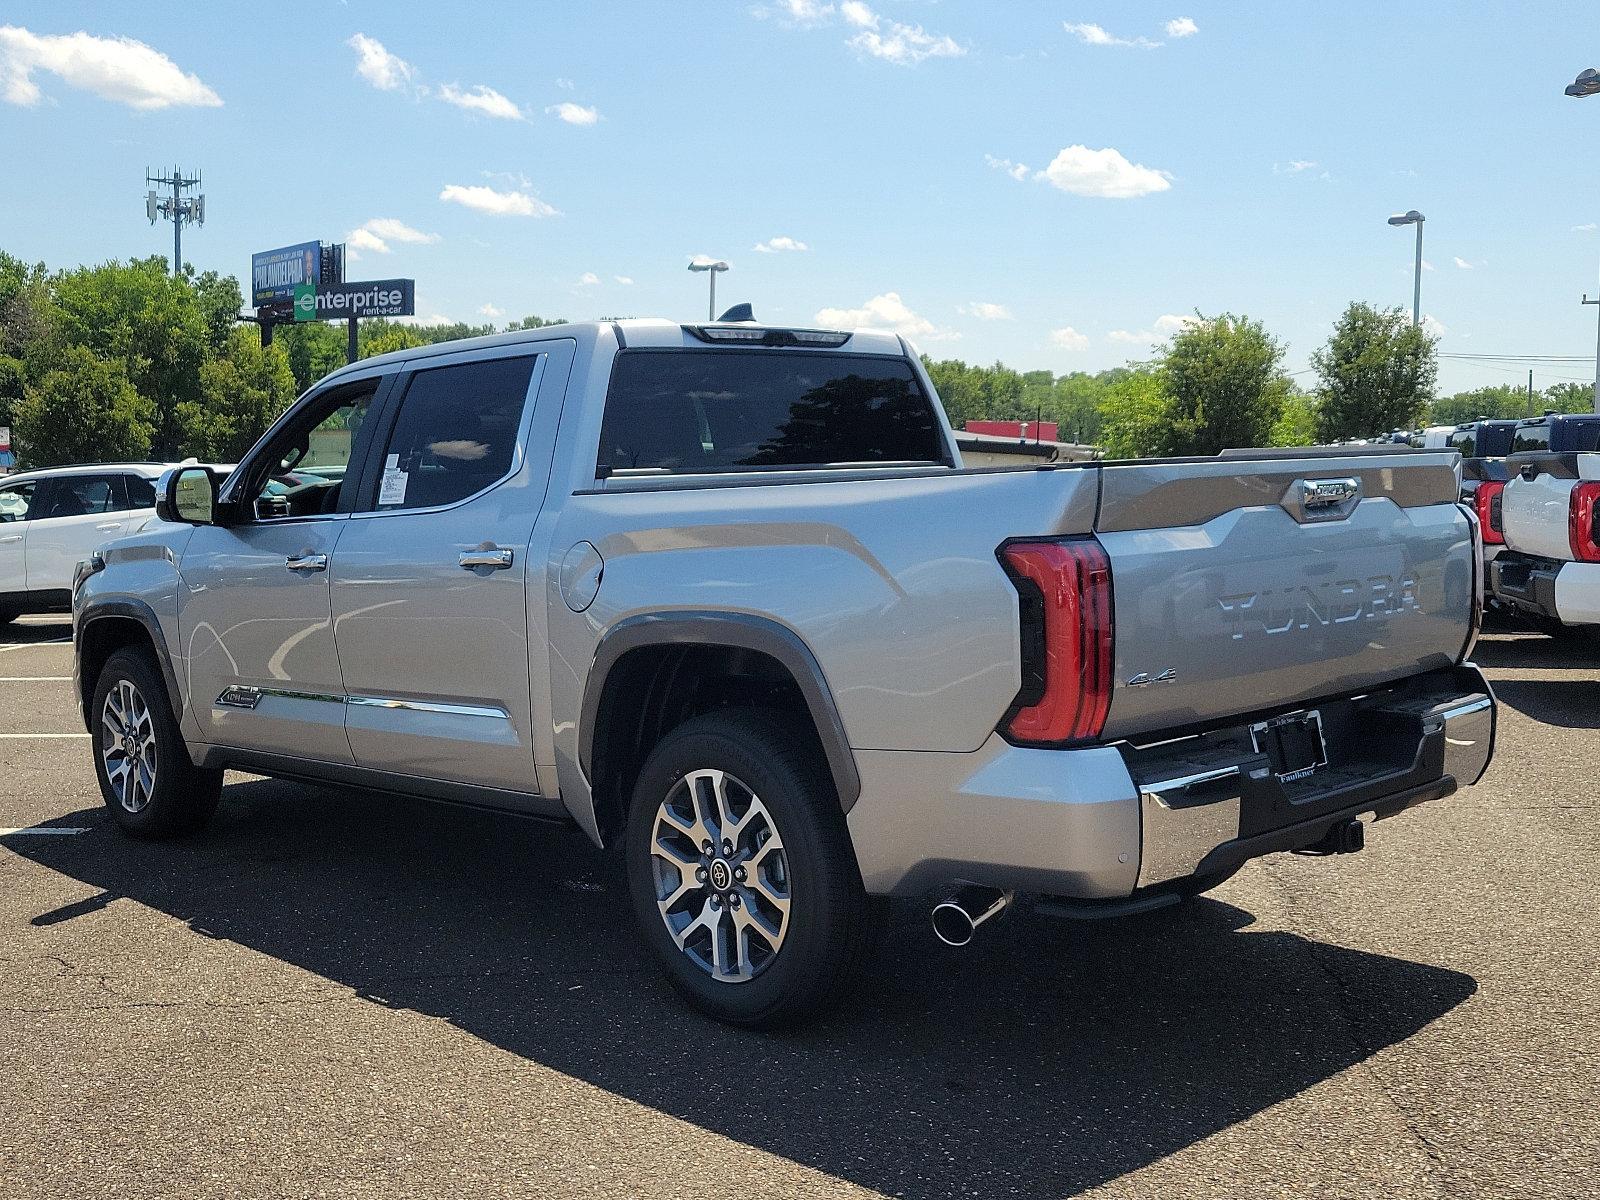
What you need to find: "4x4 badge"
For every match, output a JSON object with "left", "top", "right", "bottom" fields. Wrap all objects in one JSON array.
[{"left": 1125, "top": 668, "right": 1177, "bottom": 688}]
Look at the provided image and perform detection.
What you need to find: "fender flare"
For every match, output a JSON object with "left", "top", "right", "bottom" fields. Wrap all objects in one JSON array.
[
  {"left": 76, "top": 598, "right": 183, "bottom": 730},
  {"left": 578, "top": 611, "right": 862, "bottom": 811}
]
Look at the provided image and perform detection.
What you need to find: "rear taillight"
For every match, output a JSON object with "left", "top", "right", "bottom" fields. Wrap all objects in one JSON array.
[
  {"left": 1474, "top": 480, "right": 1506, "bottom": 545},
  {"left": 997, "top": 537, "right": 1113, "bottom": 746},
  {"left": 1570, "top": 481, "right": 1600, "bottom": 562}
]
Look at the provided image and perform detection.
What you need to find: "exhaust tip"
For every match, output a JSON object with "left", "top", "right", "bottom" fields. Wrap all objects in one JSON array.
[{"left": 931, "top": 901, "right": 977, "bottom": 947}]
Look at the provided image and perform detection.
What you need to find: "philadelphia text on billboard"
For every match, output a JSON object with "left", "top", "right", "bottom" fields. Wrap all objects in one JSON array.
[{"left": 252, "top": 241, "right": 321, "bottom": 306}]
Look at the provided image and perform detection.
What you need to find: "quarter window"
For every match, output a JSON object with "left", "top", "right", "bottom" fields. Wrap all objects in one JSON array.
[
  {"left": 1511, "top": 424, "right": 1550, "bottom": 454},
  {"left": 370, "top": 356, "right": 536, "bottom": 512}
]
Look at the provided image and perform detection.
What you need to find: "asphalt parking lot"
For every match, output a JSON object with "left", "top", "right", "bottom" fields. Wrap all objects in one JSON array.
[{"left": 0, "top": 615, "right": 1596, "bottom": 1200}]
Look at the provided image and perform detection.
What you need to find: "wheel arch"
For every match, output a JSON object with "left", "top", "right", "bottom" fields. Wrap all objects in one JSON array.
[
  {"left": 76, "top": 600, "right": 181, "bottom": 733},
  {"left": 579, "top": 612, "right": 861, "bottom": 844}
]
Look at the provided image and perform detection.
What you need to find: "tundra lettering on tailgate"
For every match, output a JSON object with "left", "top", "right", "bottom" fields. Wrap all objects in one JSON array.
[{"left": 1218, "top": 575, "right": 1421, "bottom": 641}]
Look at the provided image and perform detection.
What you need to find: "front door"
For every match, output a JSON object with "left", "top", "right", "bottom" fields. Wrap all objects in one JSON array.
[
  {"left": 178, "top": 377, "right": 383, "bottom": 764},
  {"left": 0, "top": 479, "right": 36, "bottom": 595},
  {"left": 329, "top": 343, "right": 568, "bottom": 801},
  {"left": 24, "top": 474, "right": 132, "bottom": 597}
]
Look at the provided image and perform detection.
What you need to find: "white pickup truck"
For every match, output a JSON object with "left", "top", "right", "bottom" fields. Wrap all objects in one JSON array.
[{"left": 1491, "top": 444, "right": 1600, "bottom": 635}]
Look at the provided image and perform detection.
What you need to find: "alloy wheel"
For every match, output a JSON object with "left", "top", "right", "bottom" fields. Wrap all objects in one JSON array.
[
  {"left": 101, "top": 678, "right": 157, "bottom": 814},
  {"left": 649, "top": 768, "right": 791, "bottom": 984}
]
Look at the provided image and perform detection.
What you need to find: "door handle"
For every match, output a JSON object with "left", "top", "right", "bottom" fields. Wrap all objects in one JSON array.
[
  {"left": 0, "top": 534, "right": 20, "bottom": 544},
  {"left": 459, "top": 547, "right": 514, "bottom": 571},
  {"left": 96, "top": 522, "right": 124, "bottom": 531},
  {"left": 285, "top": 553, "right": 328, "bottom": 572}
]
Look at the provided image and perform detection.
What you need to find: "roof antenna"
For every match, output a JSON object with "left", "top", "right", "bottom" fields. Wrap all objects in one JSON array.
[{"left": 716, "top": 303, "right": 755, "bottom": 323}]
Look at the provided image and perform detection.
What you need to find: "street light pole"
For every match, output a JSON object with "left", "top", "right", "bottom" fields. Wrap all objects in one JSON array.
[
  {"left": 687, "top": 258, "right": 730, "bottom": 320},
  {"left": 1387, "top": 210, "right": 1426, "bottom": 326},
  {"left": 1564, "top": 68, "right": 1600, "bottom": 410}
]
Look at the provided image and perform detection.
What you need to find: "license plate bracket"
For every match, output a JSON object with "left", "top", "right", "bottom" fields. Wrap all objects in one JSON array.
[{"left": 1250, "top": 709, "right": 1328, "bottom": 783}]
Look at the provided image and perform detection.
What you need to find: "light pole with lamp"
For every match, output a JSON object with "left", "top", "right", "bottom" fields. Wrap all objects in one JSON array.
[
  {"left": 687, "top": 258, "right": 730, "bottom": 321},
  {"left": 1565, "top": 68, "right": 1600, "bottom": 412},
  {"left": 1387, "top": 210, "right": 1425, "bottom": 327}
]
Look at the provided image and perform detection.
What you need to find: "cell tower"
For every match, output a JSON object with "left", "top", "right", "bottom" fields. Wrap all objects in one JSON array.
[{"left": 146, "top": 166, "right": 206, "bottom": 278}]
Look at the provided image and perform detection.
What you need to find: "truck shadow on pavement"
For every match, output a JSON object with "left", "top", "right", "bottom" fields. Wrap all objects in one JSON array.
[{"left": 14, "top": 780, "right": 1477, "bottom": 1200}]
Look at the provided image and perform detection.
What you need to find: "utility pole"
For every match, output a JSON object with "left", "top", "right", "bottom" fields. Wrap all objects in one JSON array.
[
  {"left": 145, "top": 166, "right": 205, "bottom": 278},
  {"left": 1585, "top": 288, "right": 1600, "bottom": 414},
  {"left": 1528, "top": 369, "right": 1535, "bottom": 416}
]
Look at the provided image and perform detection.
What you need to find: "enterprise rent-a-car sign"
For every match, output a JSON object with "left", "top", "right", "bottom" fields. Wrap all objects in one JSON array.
[
  {"left": 252, "top": 242, "right": 321, "bottom": 305},
  {"left": 305, "top": 279, "right": 416, "bottom": 320}
]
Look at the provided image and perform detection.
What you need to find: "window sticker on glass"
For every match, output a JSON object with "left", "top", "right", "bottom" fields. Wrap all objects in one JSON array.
[{"left": 378, "top": 465, "right": 408, "bottom": 506}]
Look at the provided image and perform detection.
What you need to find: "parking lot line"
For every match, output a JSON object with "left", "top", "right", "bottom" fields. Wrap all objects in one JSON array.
[
  {"left": 0, "top": 640, "right": 71, "bottom": 653},
  {"left": 0, "top": 676, "right": 72, "bottom": 682},
  {"left": 0, "top": 827, "right": 88, "bottom": 837},
  {"left": 0, "top": 733, "right": 90, "bottom": 739}
]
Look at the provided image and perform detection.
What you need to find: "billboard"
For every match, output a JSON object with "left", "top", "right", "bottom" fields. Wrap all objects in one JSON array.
[
  {"left": 302, "top": 279, "right": 416, "bottom": 321},
  {"left": 252, "top": 241, "right": 321, "bottom": 305}
]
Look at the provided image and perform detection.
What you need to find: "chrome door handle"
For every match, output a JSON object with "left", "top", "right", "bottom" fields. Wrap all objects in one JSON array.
[
  {"left": 459, "top": 547, "right": 514, "bottom": 570},
  {"left": 285, "top": 553, "right": 328, "bottom": 572},
  {"left": 0, "top": 534, "right": 21, "bottom": 544},
  {"left": 96, "top": 522, "right": 124, "bottom": 531}
]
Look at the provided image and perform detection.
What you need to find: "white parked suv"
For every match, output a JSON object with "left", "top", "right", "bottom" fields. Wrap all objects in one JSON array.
[{"left": 0, "top": 464, "right": 167, "bottom": 624}]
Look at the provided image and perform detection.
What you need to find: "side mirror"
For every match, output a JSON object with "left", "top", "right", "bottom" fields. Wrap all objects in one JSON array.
[{"left": 160, "top": 465, "right": 221, "bottom": 525}]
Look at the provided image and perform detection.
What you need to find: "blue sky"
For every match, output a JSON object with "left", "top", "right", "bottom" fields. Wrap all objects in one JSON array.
[{"left": 3, "top": 1, "right": 1600, "bottom": 394}]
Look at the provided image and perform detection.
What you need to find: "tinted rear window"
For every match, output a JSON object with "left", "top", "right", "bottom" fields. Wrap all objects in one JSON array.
[
  {"left": 1552, "top": 418, "right": 1600, "bottom": 453},
  {"left": 1511, "top": 423, "right": 1550, "bottom": 453},
  {"left": 1477, "top": 423, "right": 1516, "bottom": 458},
  {"left": 597, "top": 350, "right": 947, "bottom": 475}
]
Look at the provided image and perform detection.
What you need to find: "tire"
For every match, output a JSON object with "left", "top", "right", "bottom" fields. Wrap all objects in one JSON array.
[
  {"left": 1172, "top": 864, "right": 1241, "bottom": 900},
  {"left": 623, "top": 708, "right": 871, "bottom": 1028},
  {"left": 91, "top": 647, "right": 222, "bottom": 839}
]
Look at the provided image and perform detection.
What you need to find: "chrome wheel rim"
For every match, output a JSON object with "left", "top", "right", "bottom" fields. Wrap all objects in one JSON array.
[
  {"left": 650, "top": 768, "right": 791, "bottom": 984},
  {"left": 101, "top": 679, "right": 157, "bottom": 814}
]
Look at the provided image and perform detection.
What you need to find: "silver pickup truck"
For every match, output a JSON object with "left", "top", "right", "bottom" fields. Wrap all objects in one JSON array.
[{"left": 72, "top": 318, "right": 1495, "bottom": 1026}]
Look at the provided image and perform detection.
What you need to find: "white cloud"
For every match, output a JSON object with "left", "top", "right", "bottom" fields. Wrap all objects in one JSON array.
[
  {"left": 763, "top": 0, "right": 837, "bottom": 26},
  {"left": 1278, "top": 159, "right": 1319, "bottom": 173},
  {"left": 0, "top": 25, "right": 221, "bottom": 109},
  {"left": 1422, "top": 259, "right": 1435, "bottom": 271},
  {"left": 1453, "top": 256, "right": 1473, "bottom": 269},
  {"left": 1109, "top": 314, "right": 1194, "bottom": 345},
  {"left": 1037, "top": 145, "right": 1172, "bottom": 198},
  {"left": 845, "top": 3, "right": 965, "bottom": 64},
  {"left": 614, "top": 275, "right": 634, "bottom": 285},
  {"left": 478, "top": 303, "right": 504, "bottom": 318},
  {"left": 813, "top": 292, "right": 956, "bottom": 341},
  {"left": 985, "top": 153, "right": 1031, "bottom": 181},
  {"left": 439, "top": 183, "right": 559, "bottom": 217},
  {"left": 347, "top": 33, "right": 412, "bottom": 92},
  {"left": 1575, "top": 223, "right": 1598, "bottom": 233},
  {"left": 960, "top": 302, "right": 1013, "bottom": 321},
  {"left": 1062, "top": 22, "right": 1159, "bottom": 49},
  {"left": 1164, "top": 17, "right": 1199, "bottom": 38},
  {"left": 1421, "top": 314, "right": 1446, "bottom": 337},
  {"left": 438, "top": 82, "right": 523, "bottom": 120},
  {"left": 577, "top": 272, "right": 601, "bottom": 286},
  {"left": 400, "top": 313, "right": 457, "bottom": 328},
  {"left": 555, "top": 76, "right": 575, "bottom": 90},
  {"left": 1050, "top": 326, "right": 1090, "bottom": 350},
  {"left": 753, "top": 235, "right": 809, "bottom": 253},
  {"left": 547, "top": 101, "right": 599, "bottom": 125},
  {"left": 346, "top": 218, "right": 438, "bottom": 259}
]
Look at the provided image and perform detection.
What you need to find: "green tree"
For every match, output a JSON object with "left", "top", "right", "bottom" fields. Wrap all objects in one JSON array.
[
  {"left": 13, "top": 347, "right": 154, "bottom": 468},
  {"left": 1160, "top": 313, "right": 1288, "bottom": 454},
  {"left": 175, "top": 328, "right": 298, "bottom": 461},
  {"left": 275, "top": 321, "right": 347, "bottom": 392},
  {"left": 48, "top": 256, "right": 210, "bottom": 455},
  {"left": 504, "top": 314, "right": 567, "bottom": 331},
  {"left": 1542, "top": 381, "right": 1597, "bottom": 415},
  {"left": 1428, "top": 384, "right": 1530, "bottom": 425},
  {"left": 1097, "top": 369, "right": 1173, "bottom": 458},
  {"left": 1270, "top": 386, "right": 1320, "bottom": 447},
  {"left": 1312, "top": 302, "right": 1437, "bottom": 442}
]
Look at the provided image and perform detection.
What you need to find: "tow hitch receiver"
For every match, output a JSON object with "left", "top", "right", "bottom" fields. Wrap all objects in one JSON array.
[{"left": 1293, "top": 817, "right": 1366, "bottom": 857}]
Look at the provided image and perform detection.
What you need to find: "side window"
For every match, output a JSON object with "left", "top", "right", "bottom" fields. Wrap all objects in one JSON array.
[
  {"left": 369, "top": 356, "right": 536, "bottom": 513},
  {"left": 124, "top": 475, "right": 157, "bottom": 509},
  {"left": 0, "top": 481, "right": 35, "bottom": 523},
  {"left": 238, "top": 380, "right": 377, "bottom": 520},
  {"left": 43, "top": 475, "right": 118, "bottom": 519},
  {"left": 1448, "top": 430, "right": 1476, "bottom": 457}
]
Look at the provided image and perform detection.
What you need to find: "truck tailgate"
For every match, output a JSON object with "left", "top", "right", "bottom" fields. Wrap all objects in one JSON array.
[{"left": 1092, "top": 453, "right": 1474, "bottom": 739}]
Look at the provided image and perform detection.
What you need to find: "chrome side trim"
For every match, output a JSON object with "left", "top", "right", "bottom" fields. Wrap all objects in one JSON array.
[
  {"left": 1141, "top": 765, "right": 1240, "bottom": 800},
  {"left": 347, "top": 695, "right": 510, "bottom": 720},
  {"left": 213, "top": 687, "right": 509, "bottom": 721}
]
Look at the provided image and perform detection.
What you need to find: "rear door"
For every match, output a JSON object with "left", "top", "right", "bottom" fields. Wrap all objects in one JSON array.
[
  {"left": 328, "top": 340, "right": 572, "bottom": 803},
  {"left": 24, "top": 473, "right": 132, "bottom": 593},
  {"left": 1093, "top": 452, "right": 1474, "bottom": 738}
]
